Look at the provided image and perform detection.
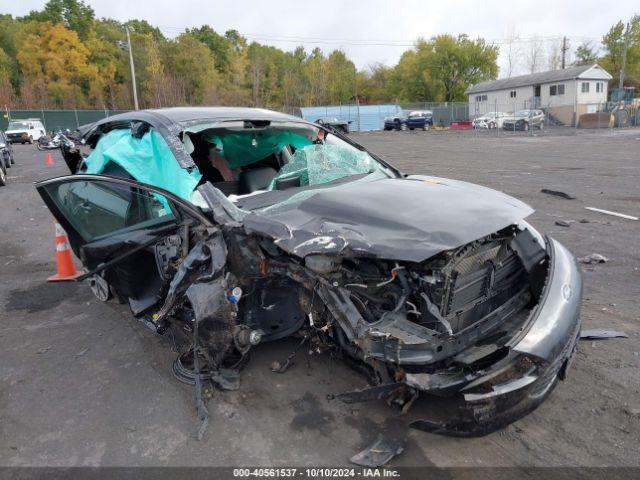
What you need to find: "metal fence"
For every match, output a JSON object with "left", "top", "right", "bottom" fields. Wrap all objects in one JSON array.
[
  {"left": 466, "top": 98, "right": 640, "bottom": 133},
  {"left": 2, "top": 103, "right": 638, "bottom": 136},
  {"left": 1, "top": 108, "right": 130, "bottom": 132}
]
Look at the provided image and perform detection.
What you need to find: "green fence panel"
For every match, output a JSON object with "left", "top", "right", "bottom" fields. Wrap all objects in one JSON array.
[{"left": 1, "top": 109, "right": 130, "bottom": 132}]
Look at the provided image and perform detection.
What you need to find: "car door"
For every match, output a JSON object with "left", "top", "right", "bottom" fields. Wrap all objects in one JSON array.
[{"left": 36, "top": 174, "right": 213, "bottom": 314}]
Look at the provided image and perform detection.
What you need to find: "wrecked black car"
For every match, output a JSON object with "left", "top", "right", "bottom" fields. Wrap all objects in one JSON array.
[{"left": 36, "top": 107, "right": 582, "bottom": 437}]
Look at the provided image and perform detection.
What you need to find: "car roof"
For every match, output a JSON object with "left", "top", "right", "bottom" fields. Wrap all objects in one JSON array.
[
  {"left": 87, "top": 107, "right": 304, "bottom": 129},
  {"left": 78, "top": 107, "right": 316, "bottom": 170}
]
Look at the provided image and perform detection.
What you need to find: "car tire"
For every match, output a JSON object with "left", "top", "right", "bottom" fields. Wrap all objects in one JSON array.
[
  {"left": 28, "top": 136, "right": 34, "bottom": 144},
  {"left": 409, "top": 127, "right": 414, "bottom": 130},
  {"left": 489, "top": 122, "right": 496, "bottom": 129}
]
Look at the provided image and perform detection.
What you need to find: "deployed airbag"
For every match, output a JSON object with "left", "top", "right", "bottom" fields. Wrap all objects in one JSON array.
[{"left": 85, "top": 129, "right": 202, "bottom": 200}]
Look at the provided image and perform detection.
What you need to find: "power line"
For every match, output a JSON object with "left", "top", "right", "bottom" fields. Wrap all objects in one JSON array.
[{"left": 153, "top": 25, "right": 600, "bottom": 48}]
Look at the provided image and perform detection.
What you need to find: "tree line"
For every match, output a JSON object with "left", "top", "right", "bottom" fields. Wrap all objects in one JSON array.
[{"left": 0, "top": 1, "right": 637, "bottom": 111}]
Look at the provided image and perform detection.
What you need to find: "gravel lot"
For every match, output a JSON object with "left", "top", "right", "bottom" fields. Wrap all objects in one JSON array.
[{"left": 1, "top": 129, "right": 639, "bottom": 468}]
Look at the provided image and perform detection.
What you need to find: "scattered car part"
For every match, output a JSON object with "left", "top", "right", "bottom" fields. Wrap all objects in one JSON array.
[
  {"left": 585, "top": 207, "right": 638, "bottom": 221},
  {"left": 541, "top": 189, "right": 576, "bottom": 200},
  {"left": 580, "top": 329, "right": 628, "bottom": 340},
  {"left": 578, "top": 253, "right": 608, "bottom": 264},
  {"left": 555, "top": 220, "right": 571, "bottom": 227},
  {"left": 350, "top": 433, "right": 406, "bottom": 468}
]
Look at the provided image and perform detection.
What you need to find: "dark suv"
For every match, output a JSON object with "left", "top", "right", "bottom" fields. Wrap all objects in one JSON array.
[{"left": 406, "top": 110, "right": 433, "bottom": 130}]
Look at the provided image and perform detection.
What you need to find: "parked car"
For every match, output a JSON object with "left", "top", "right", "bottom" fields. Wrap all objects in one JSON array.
[
  {"left": 472, "top": 112, "right": 509, "bottom": 129},
  {"left": 502, "top": 110, "right": 545, "bottom": 131},
  {"left": 0, "top": 131, "right": 14, "bottom": 166},
  {"left": 5, "top": 119, "right": 47, "bottom": 144},
  {"left": 314, "top": 116, "right": 351, "bottom": 134},
  {"left": 0, "top": 131, "right": 14, "bottom": 187},
  {"left": 39, "top": 107, "right": 582, "bottom": 437},
  {"left": 383, "top": 113, "right": 407, "bottom": 131},
  {"left": 405, "top": 110, "right": 433, "bottom": 130}
]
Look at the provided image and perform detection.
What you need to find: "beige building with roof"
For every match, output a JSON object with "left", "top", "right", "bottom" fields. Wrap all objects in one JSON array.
[{"left": 466, "top": 64, "right": 612, "bottom": 126}]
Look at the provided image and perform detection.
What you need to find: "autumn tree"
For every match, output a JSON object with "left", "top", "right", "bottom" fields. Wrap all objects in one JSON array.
[{"left": 16, "top": 21, "right": 101, "bottom": 107}]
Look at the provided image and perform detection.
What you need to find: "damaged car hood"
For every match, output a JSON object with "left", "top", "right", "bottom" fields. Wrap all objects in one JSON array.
[{"left": 243, "top": 175, "right": 534, "bottom": 262}]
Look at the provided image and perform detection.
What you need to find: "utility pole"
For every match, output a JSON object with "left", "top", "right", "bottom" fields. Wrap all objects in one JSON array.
[
  {"left": 125, "top": 25, "right": 139, "bottom": 110},
  {"left": 353, "top": 63, "right": 360, "bottom": 131},
  {"left": 561, "top": 36, "right": 568, "bottom": 69},
  {"left": 619, "top": 22, "right": 631, "bottom": 89}
]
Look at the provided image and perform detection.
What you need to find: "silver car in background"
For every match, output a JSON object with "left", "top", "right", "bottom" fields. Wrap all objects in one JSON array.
[{"left": 472, "top": 111, "right": 509, "bottom": 129}]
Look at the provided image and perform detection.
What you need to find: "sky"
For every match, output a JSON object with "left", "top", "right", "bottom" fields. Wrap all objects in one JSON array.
[{"left": 3, "top": 0, "right": 638, "bottom": 76}]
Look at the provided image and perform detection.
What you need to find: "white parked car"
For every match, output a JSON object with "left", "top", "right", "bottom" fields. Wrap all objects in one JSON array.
[
  {"left": 5, "top": 119, "right": 47, "bottom": 144},
  {"left": 472, "top": 112, "right": 509, "bottom": 129}
]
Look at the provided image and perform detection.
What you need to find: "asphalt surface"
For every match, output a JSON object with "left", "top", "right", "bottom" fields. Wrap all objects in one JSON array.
[{"left": 1, "top": 129, "right": 639, "bottom": 467}]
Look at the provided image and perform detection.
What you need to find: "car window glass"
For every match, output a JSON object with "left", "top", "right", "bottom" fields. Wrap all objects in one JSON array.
[{"left": 43, "top": 180, "right": 175, "bottom": 243}]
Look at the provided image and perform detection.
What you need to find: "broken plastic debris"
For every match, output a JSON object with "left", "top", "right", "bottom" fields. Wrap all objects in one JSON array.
[
  {"left": 349, "top": 433, "right": 405, "bottom": 467},
  {"left": 578, "top": 253, "right": 608, "bottom": 264},
  {"left": 580, "top": 329, "right": 628, "bottom": 340},
  {"left": 541, "top": 189, "right": 576, "bottom": 200},
  {"left": 555, "top": 220, "right": 571, "bottom": 228}
]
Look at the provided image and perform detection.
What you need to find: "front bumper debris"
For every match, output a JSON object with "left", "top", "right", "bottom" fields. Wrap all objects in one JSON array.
[
  {"left": 410, "top": 238, "right": 582, "bottom": 436},
  {"left": 333, "top": 237, "right": 582, "bottom": 436}
]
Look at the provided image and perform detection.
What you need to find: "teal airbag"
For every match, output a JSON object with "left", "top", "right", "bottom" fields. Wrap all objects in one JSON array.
[{"left": 85, "top": 129, "right": 201, "bottom": 200}]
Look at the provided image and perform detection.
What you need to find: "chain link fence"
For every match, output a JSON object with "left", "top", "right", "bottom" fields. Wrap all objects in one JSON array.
[
  {"left": 2, "top": 103, "right": 638, "bottom": 136},
  {"left": 1, "top": 108, "right": 130, "bottom": 132}
]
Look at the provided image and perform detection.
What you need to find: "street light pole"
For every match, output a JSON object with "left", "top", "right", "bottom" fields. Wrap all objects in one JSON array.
[{"left": 125, "top": 26, "right": 139, "bottom": 110}]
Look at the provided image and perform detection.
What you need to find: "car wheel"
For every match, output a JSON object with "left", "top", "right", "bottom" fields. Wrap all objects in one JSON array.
[
  {"left": 489, "top": 122, "right": 496, "bottom": 129},
  {"left": 409, "top": 127, "right": 414, "bottom": 130},
  {"left": 28, "top": 136, "right": 34, "bottom": 144},
  {"left": 89, "top": 274, "right": 112, "bottom": 302}
]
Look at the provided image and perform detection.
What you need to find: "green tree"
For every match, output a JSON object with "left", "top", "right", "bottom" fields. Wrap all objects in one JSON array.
[
  {"left": 22, "top": 0, "right": 95, "bottom": 39},
  {"left": 161, "top": 33, "right": 218, "bottom": 105},
  {"left": 600, "top": 16, "right": 640, "bottom": 89},
  {"left": 188, "top": 25, "right": 231, "bottom": 73},
  {"left": 425, "top": 35, "right": 498, "bottom": 102},
  {"left": 574, "top": 41, "right": 599, "bottom": 66},
  {"left": 324, "top": 50, "right": 356, "bottom": 104}
]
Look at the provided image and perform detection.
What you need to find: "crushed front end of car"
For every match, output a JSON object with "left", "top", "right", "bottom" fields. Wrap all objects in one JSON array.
[{"left": 186, "top": 177, "right": 583, "bottom": 437}]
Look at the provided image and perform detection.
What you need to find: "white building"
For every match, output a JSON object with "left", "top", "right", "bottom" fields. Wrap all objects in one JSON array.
[{"left": 466, "top": 64, "right": 612, "bottom": 126}]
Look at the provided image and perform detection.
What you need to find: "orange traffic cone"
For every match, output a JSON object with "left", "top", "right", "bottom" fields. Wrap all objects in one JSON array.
[
  {"left": 45, "top": 153, "right": 54, "bottom": 166},
  {"left": 48, "top": 222, "right": 82, "bottom": 282}
]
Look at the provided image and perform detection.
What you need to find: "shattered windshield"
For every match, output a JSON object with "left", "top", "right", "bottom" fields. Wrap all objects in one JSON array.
[
  {"left": 268, "top": 139, "right": 381, "bottom": 190},
  {"left": 183, "top": 121, "right": 391, "bottom": 210}
]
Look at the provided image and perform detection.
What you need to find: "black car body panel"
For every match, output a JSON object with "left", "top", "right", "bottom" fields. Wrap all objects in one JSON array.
[
  {"left": 243, "top": 175, "right": 533, "bottom": 262},
  {"left": 36, "top": 107, "right": 582, "bottom": 438}
]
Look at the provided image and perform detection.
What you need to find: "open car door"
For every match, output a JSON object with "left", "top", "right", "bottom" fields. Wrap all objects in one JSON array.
[{"left": 36, "top": 174, "right": 213, "bottom": 315}]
